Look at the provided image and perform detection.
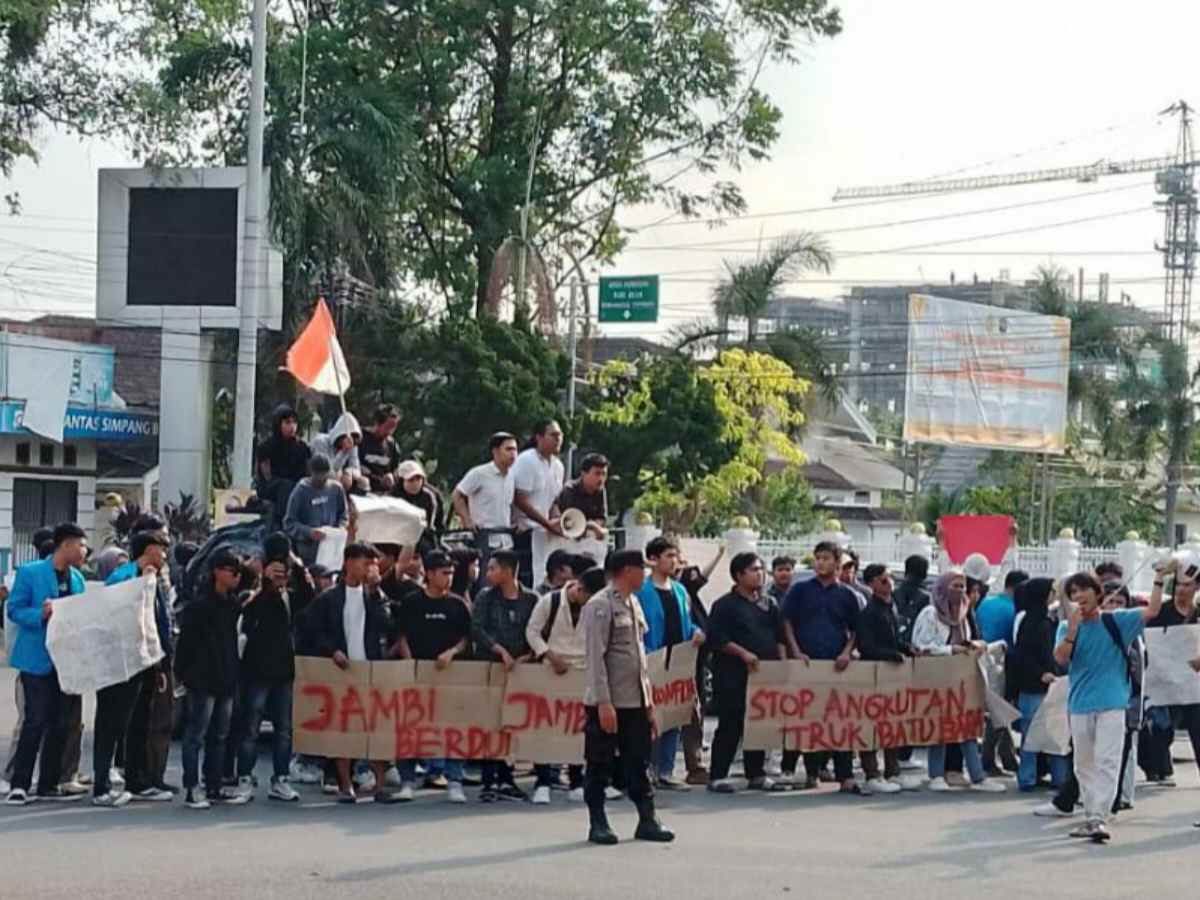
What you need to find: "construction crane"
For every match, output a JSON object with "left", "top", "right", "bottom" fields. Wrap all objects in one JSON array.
[{"left": 834, "top": 102, "right": 1197, "bottom": 345}]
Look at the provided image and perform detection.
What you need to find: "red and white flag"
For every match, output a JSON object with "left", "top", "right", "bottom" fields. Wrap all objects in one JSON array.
[{"left": 285, "top": 298, "right": 351, "bottom": 396}]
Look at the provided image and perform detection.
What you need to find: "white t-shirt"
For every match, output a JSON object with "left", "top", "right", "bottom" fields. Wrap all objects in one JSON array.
[
  {"left": 343, "top": 584, "right": 368, "bottom": 661},
  {"left": 511, "top": 448, "right": 564, "bottom": 533},
  {"left": 455, "top": 461, "right": 515, "bottom": 530}
]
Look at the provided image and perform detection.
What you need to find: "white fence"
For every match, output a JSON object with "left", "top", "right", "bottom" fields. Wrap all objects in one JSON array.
[{"left": 754, "top": 539, "right": 1119, "bottom": 578}]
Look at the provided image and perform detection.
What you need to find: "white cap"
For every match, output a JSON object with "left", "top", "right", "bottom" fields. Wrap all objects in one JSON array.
[
  {"left": 963, "top": 552, "right": 992, "bottom": 585},
  {"left": 397, "top": 460, "right": 426, "bottom": 480}
]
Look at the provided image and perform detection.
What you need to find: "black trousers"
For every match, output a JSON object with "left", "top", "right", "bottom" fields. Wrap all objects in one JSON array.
[
  {"left": 804, "top": 751, "right": 853, "bottom": 782},
  {"left": 124, "top": 664, "right": 174, "bottom": 792},
  {"left": 584, "top": 706, "right": 654, "bottom": 809},
  {"left": 861, "top": 748, "right": 900, "bottom": 781},
  {"left": 10, "top": 670, "right": 68, "bottom": 794},
  {"left": 710, "top": 676, "right": 764, "bottom": 781},
  {"left": 93, "top": 675, "right": 141, "bottom": 796}
]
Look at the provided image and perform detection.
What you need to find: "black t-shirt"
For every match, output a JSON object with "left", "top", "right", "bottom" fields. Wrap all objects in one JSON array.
[
  {"left": 707, "top": 591, "right": 784, "bottom": 686},
  {"left": 55, "top": 567, "right": 70, "bottom": 597},
  {"left": 359, "top": 431, "right": 401, "bottom": 486},
  {"left": 397, "top": 592, "right": 472, "bottom": 660},
  {"left": 556, "top": 480, "right": 606, "bottom": 522},
  {"left": 658, "top": 587, "right": 684, "bottom": 645},
  {"left": 1148, "top": 601, "right": 1199, "bottom": 628}
]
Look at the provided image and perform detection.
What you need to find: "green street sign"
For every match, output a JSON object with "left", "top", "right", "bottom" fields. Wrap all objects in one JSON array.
[{"left": 598, "top": 275, "right": 659, "bottom": 323}]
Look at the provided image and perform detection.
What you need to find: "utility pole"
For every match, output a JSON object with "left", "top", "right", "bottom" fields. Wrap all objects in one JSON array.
[{"left": 232, "top": 0, "right": 268, "bottom": 489}]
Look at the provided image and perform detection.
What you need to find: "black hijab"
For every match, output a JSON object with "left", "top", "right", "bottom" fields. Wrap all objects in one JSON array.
[{"left": 1015, "top": 577, "right": 1054, "bottom": 648}]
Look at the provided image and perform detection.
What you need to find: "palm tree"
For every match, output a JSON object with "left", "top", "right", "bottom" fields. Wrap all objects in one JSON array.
[{"left": 712, "top": 232, "right": 834, "bottom": 344}]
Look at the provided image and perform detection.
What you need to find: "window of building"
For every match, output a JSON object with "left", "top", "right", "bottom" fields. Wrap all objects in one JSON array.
[
  {"left": 39, "top": 444, "right": 54, "bottom": 466},
  {"left": 12, "top": 478, "right": 78, "bottom": 564},
  {"left": 15, "top": 442, "right": 30, "bottom": 465},
  {"left": 854, "top": 490, "right": 870, "bottom": 505},
  {"left": 63, "top": 445, "right": 78, "bottom": 467}
]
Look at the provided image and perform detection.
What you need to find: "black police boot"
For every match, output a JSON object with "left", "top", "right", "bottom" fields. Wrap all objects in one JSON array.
[
  {"left": 588, "top": 805, "right": 619, "bottom": 845},
  {"left": 634, "top": 800, "right": 675, "bottom": 843}
]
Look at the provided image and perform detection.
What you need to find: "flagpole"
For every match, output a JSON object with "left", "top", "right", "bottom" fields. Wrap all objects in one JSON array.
[{"left": 328, "top": 334, "right": 347, "bottom": 415}]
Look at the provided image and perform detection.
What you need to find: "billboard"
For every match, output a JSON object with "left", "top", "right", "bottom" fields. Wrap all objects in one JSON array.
[{"left": 903, "top": 294, "right": 1070, "bottom": 453}]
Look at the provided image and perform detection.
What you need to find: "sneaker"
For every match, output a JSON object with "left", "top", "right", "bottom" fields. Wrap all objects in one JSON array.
[
  {"left": 397, "top": 783, "right": 416, "bottom": 802},
  {"left": 568, "top": 787, "right": 585, "bottom": 803},
  {"left": 6, "top": 788, "right": 28, "bottom": 806},
  {"left": 945, "top": 772, "right": 969, "bottom": 788},
  {"left": 657, "top": 776, "right": 691, "bottom": 792},
  {"left": 707, "top": 779, "right": 738, "bottom": 794},
  {"left": 289, "top": 759, "right": 317, "bottom": 784},
  {"left": 132, "top": 787, "right": 174, "bottom": 802},
  {"left": 496, "top": 783, "right": 528, "bottom": 802},
  {"left": 154, "top": 782, "right": 181, "bottom": 795},
  {"left": 354, "top": 770, "right": 377, "bottom": 792},
  {"left": 36, "top": 787, "right": 83, "bottom": 802},
  {"left": 424, "top": 774, "right": 449, "bottom": 790},
  {"left": 92, "top": 790, "right": 132, "bottom": 808},
  {"left": 384, "top": 766, "right": 402, "bottom": 788},
  {"left": 927, "top": 777, "right": 953, "bottom": 792},
  {"left": 604, "top": 786, "right": 623, "bottom": 801},
  {"left": 336, "top": 789, "right": 358, "bottom": 805},
  {"left": 374, "top": 789, "right": 404, "bottom": 804},
  {"left": 236, "top": 776, "right": 255, "bottom": 800},
  {"left": 59, "top": 779, "right": 89, "bottom": 796},
  {"left": 866, "top": 778, "right": 902, "bottom": 795},
  {"left": 898, "top": 775, "right": 925, "bottom": 791},
  {"left": 447, "top": 782, "right": 467, "bottom": 804},
  {"left": 1070, "top": 820, "right": 1106, "bottom": 840},
  {"left": 1090, "top": 822, "right": 1111, "bottom": 843},
  {"left": 747, "top": 776, "right": 789, "bottom": 792},
  {"left": 1034, "top": 802, "right": 1077, "bottom": 818},
  {"left": 970, "top": 779, "right": 1006, "bottom": 794},
  {"left": 479, "top": 787, "right": 497, "bottom": 803},
  {"left": 269, "top": 778, "right": 300, "bottom": 802},
  {"left": 1153, "top": 776, "right": 1177, "bottom": 788},
  {"left": 322, "top": 780, "right": 338, "bottom": 795},
  {"left": 900, "top": 758, "right": 924, "bottom": 771},
  {"left": 532, "top": 785, "right": 552, "bottom": 805},
  {"left": 185, "top": 789, "right": 211, "bottom": 810},
  {"left": 110, "top": 769, "right": 125, "bottom": 790},
  {"left": 209, "top": 788, "right": 251, "bottom": 806},
  {"left": 77, "top": 773, "right": 93, "bottom": 786},
  {"left": 685, "top": 769, "right": 710, "bottom": 786}
]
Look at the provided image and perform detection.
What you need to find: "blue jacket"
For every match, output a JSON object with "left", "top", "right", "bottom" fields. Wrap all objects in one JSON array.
[
  {"left": 636, "top": 577, "right": 696, "bottom": 652},
  {"left": 5, "top": 558, "right": 86, "bottom": 675},
  {"left": 106, "top": 561, "right": 174, "bottom": 658}
]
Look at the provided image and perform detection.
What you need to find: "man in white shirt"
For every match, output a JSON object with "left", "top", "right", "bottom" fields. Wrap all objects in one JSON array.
[
  {"left": 452, "top": 432, "right": 519, "bottom": 574},
  {"left": 511, "top": 420, "right": 565, "bottom": 588}
]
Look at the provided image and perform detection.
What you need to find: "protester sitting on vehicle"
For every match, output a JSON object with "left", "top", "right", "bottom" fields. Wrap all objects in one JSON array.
[
  {"left": 255, "top": 403, "right": 311, "bottom": 527},
  {"left": 309, "top": 412, "right": 368, "bottom": 495},
  {"left": 283, "top": 454, "right": 350, "bottom": 566},
  {"left": 359, "top": 404, "right": 403, "bottom": 493}
]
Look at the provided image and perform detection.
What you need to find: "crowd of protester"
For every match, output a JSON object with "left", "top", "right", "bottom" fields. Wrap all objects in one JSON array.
[{"left": 0, "top": 401, "right": 1194, "bottom": 846}]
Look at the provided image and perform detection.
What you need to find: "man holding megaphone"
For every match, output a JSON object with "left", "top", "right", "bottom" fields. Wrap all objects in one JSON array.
[{"left": 556, "top": 454, "right": 610, "bottom": 542}]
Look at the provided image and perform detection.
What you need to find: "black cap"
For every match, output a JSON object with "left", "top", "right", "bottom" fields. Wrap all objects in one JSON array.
[{"left": 263, "top": 531, "right": 292, "bottom": 565}]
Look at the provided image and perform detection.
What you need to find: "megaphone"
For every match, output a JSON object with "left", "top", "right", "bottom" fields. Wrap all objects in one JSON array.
[{"left": 560, "top": 508, "right": 588, "bottom": 540}]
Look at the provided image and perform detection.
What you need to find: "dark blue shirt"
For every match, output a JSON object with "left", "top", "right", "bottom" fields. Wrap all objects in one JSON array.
[{"left": 781, "top": 577, "right": 859, "bottom": 660}]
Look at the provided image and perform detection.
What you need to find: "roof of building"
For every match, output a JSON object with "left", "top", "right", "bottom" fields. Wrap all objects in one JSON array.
[
  {"left": 813, "top": 504, "right": 904, "bottom": 523},
  {"left": 796, "top": 461, "right": 856, "bottom": 491}
]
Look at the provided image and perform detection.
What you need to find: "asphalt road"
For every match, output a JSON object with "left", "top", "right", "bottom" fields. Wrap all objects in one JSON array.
[{"left": 2, "top": 668, "right": 1198, "bottom": 900}]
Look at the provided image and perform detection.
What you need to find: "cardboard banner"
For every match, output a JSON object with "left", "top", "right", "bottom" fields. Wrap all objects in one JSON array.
[
  {"left": 744, "top": 654, "right": 986, "bottom": 752},
  {"left": 1020, "top": 676, "right": 1071, "bottom": 756},
  {"left": 648, "top": 641, "right": 700, "bottom": 732},
  {"left": 1144, "top": 625, "right": 1200, "bottom": 708},
  {"left": 46, "top": 575, "right": 163, "bottom": 694},
  {"left": 501, "top": 664, "right": 588, "bottom": 764},
  {"left": 295, "top": 640, "right": 703, "bottom": 761}
]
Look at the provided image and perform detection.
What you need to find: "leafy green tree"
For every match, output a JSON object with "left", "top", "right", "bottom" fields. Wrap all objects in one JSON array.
[
  {"left": 68, "top": 0, "right": 843, "bottom": 315},
  {"left": 578, "top": 354, "right": 734, "bottom": 524}
]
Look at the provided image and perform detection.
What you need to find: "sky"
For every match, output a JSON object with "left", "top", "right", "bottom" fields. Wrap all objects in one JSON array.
[{"left": 1, "top": 0, "right": 1198, "bottom": 340}]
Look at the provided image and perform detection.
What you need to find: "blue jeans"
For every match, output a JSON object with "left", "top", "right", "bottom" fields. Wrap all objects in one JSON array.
[
  {"left": 182, "top": 691, "right": 234, "bottom": 792},
  {"left": 656, "top": 728, "right": 681, "bottom": 779},
  {"left": 235, "top": 681, "right": 293, "bottom": 781},
  {"left": 400, "top": 758, "right": 463, "bottom": 784},
  {"left": 1017, "top": 691, "right": 1070, "bottom": 791},
  {"left": 928, "top": 740, "right": 985, "bottom": 783}
]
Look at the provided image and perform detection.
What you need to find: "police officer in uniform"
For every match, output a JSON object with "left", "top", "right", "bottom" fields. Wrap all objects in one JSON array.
[{"left": 581, "top": 549, "right": 674, "bottom": 846}]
